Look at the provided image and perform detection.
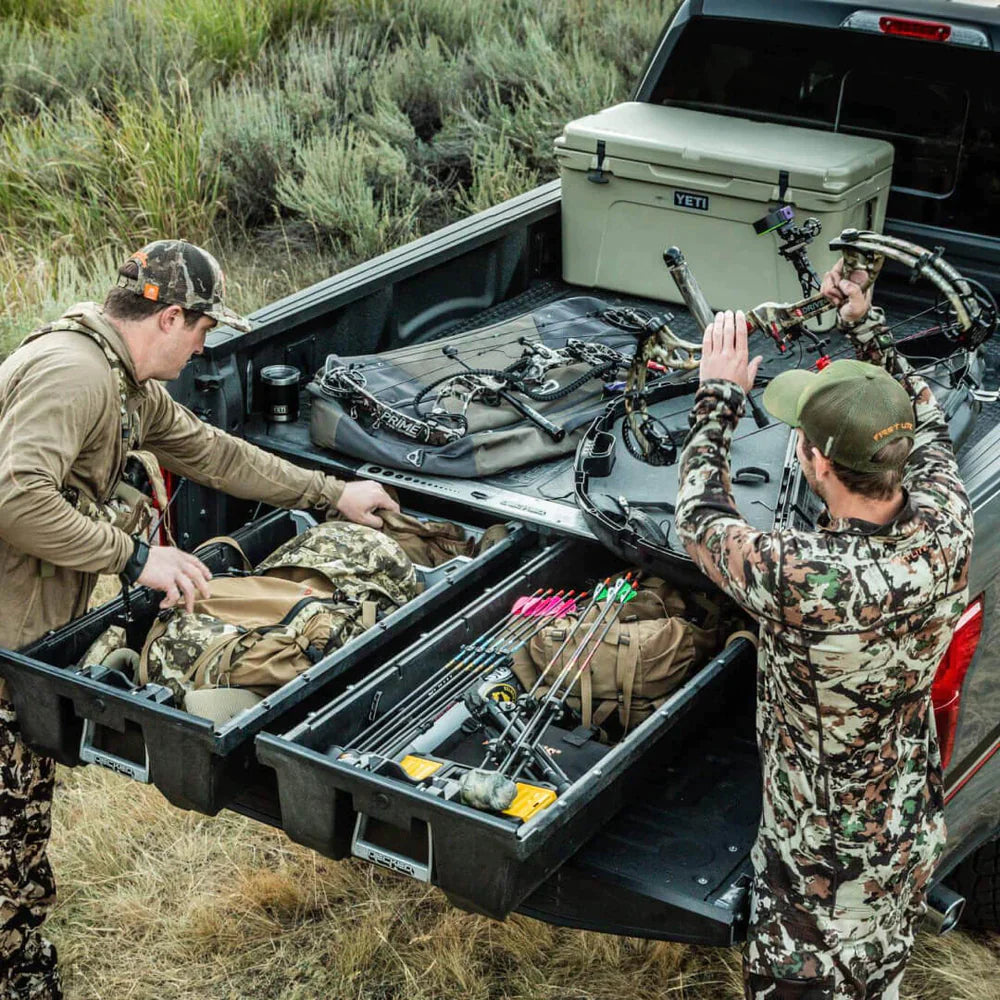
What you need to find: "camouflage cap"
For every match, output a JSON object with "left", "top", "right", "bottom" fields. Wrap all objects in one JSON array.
[
  {"left": 762, "top": 359, "right": 915, "bottom": 473},
  {"left": 116, "top": 240, "right": 252, "bottom": 333}
]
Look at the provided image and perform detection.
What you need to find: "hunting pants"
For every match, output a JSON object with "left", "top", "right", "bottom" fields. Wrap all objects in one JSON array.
[
  {"left": 743, "top": 879, "right": 922, "bottom": 1000},
  {"left": 0, "top": 702, "right": 61, "bottom": 1000}
]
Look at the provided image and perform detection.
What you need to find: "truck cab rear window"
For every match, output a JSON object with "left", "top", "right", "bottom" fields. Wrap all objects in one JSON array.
[{"left": 649, "top": 18, "right": 996, "bottom": 237}]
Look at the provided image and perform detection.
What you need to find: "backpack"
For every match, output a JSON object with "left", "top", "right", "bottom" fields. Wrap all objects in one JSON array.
[
  {"left": 123, "top": 521, "right": 417, "bottom": 699},
  {"left": 510, "top": 579, "right": 725, "bottom": 739}
]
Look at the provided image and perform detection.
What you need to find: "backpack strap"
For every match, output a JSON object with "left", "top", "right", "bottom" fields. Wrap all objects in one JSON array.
[
  {"left": 588, "top": 626, "right": 637, "bottom": 732},
  {"left": 580, "top": 649, "right": 595, "bottom": 727},
  {"left": 137, "top": 615, "right": 169, "bottom": 686},
  {"left": 616, "top": 627, "right": 640, "bottom": 736},
  {"left": 193, "top": 535, "right": 253, "bottom": 572}
]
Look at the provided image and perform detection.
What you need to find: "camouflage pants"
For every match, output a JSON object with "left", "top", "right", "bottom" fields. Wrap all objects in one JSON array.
[
  {"left": 743, "top": 878, "right": 922, "bottom": 1000},
  {"left": 0, "top": 702, "right": 62, "bottom": 1000}
]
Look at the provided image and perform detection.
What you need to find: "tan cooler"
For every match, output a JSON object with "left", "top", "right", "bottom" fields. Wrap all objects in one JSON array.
[{"left": 557, "top": 103, "right": 894, "bottom": 311}]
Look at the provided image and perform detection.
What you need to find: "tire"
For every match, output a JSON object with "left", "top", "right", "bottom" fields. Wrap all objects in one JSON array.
[{"left": 948, "top": 836, "right": 1000, "bottom": 930}]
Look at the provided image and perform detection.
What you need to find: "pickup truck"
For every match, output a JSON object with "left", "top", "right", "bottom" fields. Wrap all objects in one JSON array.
[{"left": 3, "top": 0, "right": 999, "bottom": 945}]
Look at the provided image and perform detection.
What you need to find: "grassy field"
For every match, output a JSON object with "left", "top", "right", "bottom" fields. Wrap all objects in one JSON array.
[
  {"left": 0, "top": 0, "right": 661, "bottom": 354},
  {"left": 2, "top": 0, "right": 999, "bottom": 996}
]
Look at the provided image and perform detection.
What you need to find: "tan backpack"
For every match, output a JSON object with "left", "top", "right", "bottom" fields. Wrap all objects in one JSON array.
[
  {"left": 83, "top": 522, "right": 418, "bottom": 701},
  {"left": 510, "top": 579, "right": 724, "bottom": 738}
]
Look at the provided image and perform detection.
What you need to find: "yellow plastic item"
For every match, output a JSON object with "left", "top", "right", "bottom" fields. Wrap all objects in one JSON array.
[
  {"left": 399, "top": 755, "right": 444, "bottom": 781},
  {"left": 503, "top": 783, "right": 558, "bottom": 822}
]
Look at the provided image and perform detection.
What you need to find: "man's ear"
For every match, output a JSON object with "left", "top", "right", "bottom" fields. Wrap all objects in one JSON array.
[
  {"left": 812, "top": 449, "right": 834, "bottom": 482},
  {"left": 157, "top": 304, "right": 184, "bottom": 333}
]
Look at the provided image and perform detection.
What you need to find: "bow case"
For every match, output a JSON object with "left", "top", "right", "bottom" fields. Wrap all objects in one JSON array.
[{"left": 308, "top": 297, "right": 639, "bottom": 478}]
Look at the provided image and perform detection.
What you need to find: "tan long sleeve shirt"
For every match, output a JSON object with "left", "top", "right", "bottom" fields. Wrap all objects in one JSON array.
[{"left": 0, "top": 302, "right": 344, "bottom": 662}]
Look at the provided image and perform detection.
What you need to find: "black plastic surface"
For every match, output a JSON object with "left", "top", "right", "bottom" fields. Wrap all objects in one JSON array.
[
  {"left": 520, "top": 719, "right": 760, "bottom": 944},
  {"left": 257, "top": 538, "right": 754, "bottom": 919},
  {"left": 0, "top": 509, "right": 532, "bottom": 816}
]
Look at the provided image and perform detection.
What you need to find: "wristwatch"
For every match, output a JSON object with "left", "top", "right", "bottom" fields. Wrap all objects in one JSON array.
[{"left": 121, "top": 535, "right": 150, "bottom": 585}]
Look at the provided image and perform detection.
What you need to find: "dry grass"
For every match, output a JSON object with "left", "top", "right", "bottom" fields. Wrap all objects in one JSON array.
[{"left": 47, "top": 764, "right": 1000, "bottom": 1000}]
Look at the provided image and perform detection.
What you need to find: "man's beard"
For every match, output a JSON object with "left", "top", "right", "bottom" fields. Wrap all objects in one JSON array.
[{"left": 800, "top": 459, "right": 827, "bottom": 507}]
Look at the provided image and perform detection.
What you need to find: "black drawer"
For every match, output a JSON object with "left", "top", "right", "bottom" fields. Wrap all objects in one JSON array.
[
  {"left": 0, "top": 507, "right": 533, "bottom": 818},
  {"left": 256, "top": 538, "right": 752, "bottom": 919}
]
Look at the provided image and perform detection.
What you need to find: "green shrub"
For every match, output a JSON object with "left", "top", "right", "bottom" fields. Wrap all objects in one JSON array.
[
  {"left": 163, "top": 0, "right": 272, "bottom": 77},
  {"left": 0, "top": 240, "right": 121, "bottom": 356},
  {"left": 0, "top": 89, "right": 218, "bottom": 256},
  {"left": 455, "top": 129, "right": 542, "bottom": 216},
  {"left": 275, "top": 125, "right": 426, "bottom": 261},
  {"left": 376, "top": 34, "right": 463, "bottom": 143},
  {"left": 274, "top": 26, "right": 386, "bottom": 128},
  {"left": 0, "top": 1, "right": 210, "bottom": 121},
  {"left": 201, "top": 84, "right": 298, "bottom": 228},
  {"left": 0, "top": 23, "right": 70, "bottom": 118},
  {"left": 0, "top": 0, "right": 91, "bottom": 28}
]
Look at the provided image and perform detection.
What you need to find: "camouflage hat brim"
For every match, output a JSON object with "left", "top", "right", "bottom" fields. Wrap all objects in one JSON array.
[
  {"left": 117, "top": 240, "right": 253, "bottom": 333},
  {"left": 203, "top": 303, "right": 253, "bottom": 334},
  {"left": 762, "top": 369, "right": 817, "bottom": 427}
]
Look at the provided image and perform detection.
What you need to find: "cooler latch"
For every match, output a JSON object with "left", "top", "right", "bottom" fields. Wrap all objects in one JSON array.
[{"left": 587, "top": 140, "right": 610, "bottom": 184}]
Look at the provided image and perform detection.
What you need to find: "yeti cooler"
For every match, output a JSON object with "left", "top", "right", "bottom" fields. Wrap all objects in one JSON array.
[{"left": 557, "top": 103, "right": 894, "bottom": 310}]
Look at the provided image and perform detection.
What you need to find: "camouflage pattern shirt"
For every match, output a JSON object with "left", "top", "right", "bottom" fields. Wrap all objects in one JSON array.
[{"left": 675, "top": 315, "right": 973, "bottom": 957}]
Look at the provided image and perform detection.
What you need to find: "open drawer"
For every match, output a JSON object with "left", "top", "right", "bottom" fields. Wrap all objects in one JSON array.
[
  {"left": 256, "top": 538, "right": 754, "bottom": 919},
  {"left": 0, "top": 505, "right": 533, "bottom": 817}
]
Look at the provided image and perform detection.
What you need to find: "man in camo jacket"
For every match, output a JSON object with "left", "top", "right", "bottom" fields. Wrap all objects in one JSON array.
[{"left": 674, "top": 263, "right": 973, "bottom": 1000}]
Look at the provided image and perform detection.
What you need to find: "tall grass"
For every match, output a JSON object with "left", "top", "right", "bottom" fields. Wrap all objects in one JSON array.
[{"left": 0, "top": 0, "right": 673, "bottom": 354}]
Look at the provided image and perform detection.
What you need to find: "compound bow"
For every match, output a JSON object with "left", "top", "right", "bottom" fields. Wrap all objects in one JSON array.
[
  {"left": 622, "top": 229, "right": 997, "bottom": 466},
  {"left": 318, "top": 337, "right": 634, "bottom": 446}
]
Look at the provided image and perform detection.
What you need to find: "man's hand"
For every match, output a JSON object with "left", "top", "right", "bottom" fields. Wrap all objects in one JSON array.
[
  {"left": 137, "top": 547, "right": 212, "bottom": 612},
  {"left": 699, "top": 311, "right": 762, "bottom": 394},
  {"left": 335, "top": 479, "right": 400, "bottom": 529},
  {"left": 821, "top": 257, "right": 874, "bottom": 325}
]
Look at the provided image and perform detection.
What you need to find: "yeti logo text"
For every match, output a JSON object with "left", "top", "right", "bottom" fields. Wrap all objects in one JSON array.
[{"left": 674, "top": 191, "right": 709, "bottom": 212}]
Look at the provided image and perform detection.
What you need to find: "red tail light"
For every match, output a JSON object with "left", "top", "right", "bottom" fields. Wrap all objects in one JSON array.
[
  {"left": 932, "top": 596, "right": 984, "bottom": 769},
  {"left": 879, "top": 16, "right": 952, "bottom": 42}
]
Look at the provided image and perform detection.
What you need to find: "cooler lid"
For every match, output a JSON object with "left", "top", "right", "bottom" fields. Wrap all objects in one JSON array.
[{"left": 557, "top": 103, "right": 894, "bottom": 195}]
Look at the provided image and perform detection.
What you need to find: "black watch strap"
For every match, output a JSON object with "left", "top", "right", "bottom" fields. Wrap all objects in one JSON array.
[{"left": 121, "top": 536, "right": 150, "bottom": 585}]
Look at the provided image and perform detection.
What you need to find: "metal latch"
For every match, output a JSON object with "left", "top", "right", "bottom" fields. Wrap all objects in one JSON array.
[
  {"left": 79, "top": 719, "right": 151, "bottom": 782},
  {"left": 75, "top": 670, "right": 174, "bottom": 783},
  {"left": 351, "top": 813, "right": 433, "bottom": 882},
  {"left": 587, "top": 140, "right": 610, "bottom": 184}
]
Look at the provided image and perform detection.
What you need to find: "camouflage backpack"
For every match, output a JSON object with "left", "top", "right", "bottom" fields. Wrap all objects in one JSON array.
[
  {"left": 510, "top": 578, "right": 727, "bottom": 739},
  {"left": 122, "top": 521, "right": 417, "bottom": 700}
]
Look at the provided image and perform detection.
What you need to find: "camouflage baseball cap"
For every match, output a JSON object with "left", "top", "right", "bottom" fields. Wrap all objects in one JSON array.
[
  {"left": 116, "top": 239, "right": 252, "bottom": 332},
  {"left": 762, "top": 359, "right": 915, "bottom": 473}
]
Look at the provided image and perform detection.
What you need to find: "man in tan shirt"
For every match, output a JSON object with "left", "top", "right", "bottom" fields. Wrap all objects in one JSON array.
[{"left": 0, "top": 240, "right": 398, "bottom": 999}]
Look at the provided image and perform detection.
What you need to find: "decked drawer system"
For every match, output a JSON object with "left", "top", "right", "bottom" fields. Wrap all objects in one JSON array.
[
  {"left": 257, "top": 539, "right": 754, "bottom": 919},
  {"left": 0, "top": 505, "right": 531, "bottom": 817}
]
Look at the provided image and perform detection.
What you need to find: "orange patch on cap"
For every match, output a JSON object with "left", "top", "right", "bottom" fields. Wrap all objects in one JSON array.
[
  {"left": 143, "top": 283, "right": 160, "bottom": 301},
  {"left": 131, "top": 250, "right": 149, "bottom": 267}
]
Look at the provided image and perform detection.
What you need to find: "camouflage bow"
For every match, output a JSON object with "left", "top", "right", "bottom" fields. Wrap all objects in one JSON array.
[
  {"left": 319, "top": 338, "right": 632, "bottom": 446},
  {"left": 621, "top": 229, "right": 997, "bottom": 465},
  {"left": 318, "top": 363, "right": 467, "bottom": 446}
]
